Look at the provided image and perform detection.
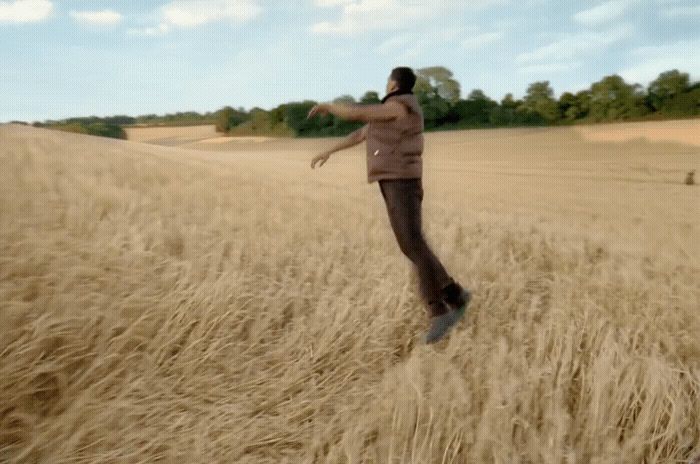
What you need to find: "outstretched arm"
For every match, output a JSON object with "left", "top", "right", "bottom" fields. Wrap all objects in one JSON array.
[
  {"left": 326, "top": 124, "right": 368, "bottom": 153},
  {"left": 307, "top": 101, "right": 407, "bottom": 122},
  {"left": 310, "top": 124, "right": 368, "bottom": 169}
]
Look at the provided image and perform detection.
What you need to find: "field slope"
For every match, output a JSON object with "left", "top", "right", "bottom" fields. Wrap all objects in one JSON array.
[{"left": 1, "top": 122, "right": 699, "bottom": 463}]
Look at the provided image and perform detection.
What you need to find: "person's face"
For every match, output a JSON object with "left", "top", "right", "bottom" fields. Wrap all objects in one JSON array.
[{"left": 386, "top": 77, "right": 399, "bottom": 94}]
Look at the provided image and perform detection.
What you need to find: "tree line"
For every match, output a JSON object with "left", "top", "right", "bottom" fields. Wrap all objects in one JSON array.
[
  {"left": 31, "top": 113, "right": 218, "bottom": 139},
  {"left": 215, "top": 67, "right": 699, "bottom": 136},
  {"left": 31, "top": 67, "right": 700, "bottom": 139}
]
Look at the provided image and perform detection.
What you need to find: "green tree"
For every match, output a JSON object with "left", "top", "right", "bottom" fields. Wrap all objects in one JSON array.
[
  {"left": 136, "top": 114, "right": 158, "bottom": 123},
  {"left": 558, "top": 91, "right": 592, "bottom": 122},
  {"left": 86, "top": 123, "right": 127, "bottom": 139},
  {"left": 448, "top": 89, "right": 497, "bottom": 127},
  {"left": 589, "top": 75, "right": 648, "bottom": 121},
  {"left": 411, "top": 67, "right": 460, "bottom": 129},
  {"left": 333, "top": 95, "right": 356, "bottom": 104},
  {"left": 487, "top": 93, "right": 518, "bottom": 126},
  {"left": 246, "top": 109, "right": 272, "bottom": 133},
  {"left": 573, "top": 90, "right": 592, "bottom": 120},
  {"left": 648, "top": 70, "right": 695, "bottom": 115},
  {"left": 415, "top": 66, "right": 461, "bottom": 103},
  {"left": 467, "top": 89, "right": 489, "bottom": 101},
  {"left": 215, "top": 106, "right": 248, "bottom": 133},
  {"left": 648, "top": 70, "right": 690, "bottom": 108},
  {"left": 519, "top": 81, "right": 559, "bottom": 123},
  {"left": 48, "top": 122, "right": 126, "bottom": 139},
  {"left": 326, "top": 95, "right": 362, "bottom": 134},
  {"left": 558, "top": 92, "right": 577, "bottom": 122},
  {"left": 280, "top": 101, "right": 344, "bottom": 137},
  {"left": 421, "top": 95, "right": 451, "bottom": 129},
  {"left": 360, "top": 91, "right": 381, "bottom": 104},
  {"left": 688, "top": 82, "right": 700, "bottom": 115},
  {"left": 104, "top": 115, "right": 136, "bottom": 126},
  {"left": 229, "top": 107, "right": 293, "bottom": 136},
  {"left": 413, "top": 75, "right": 434, "bottom": 100},
  {"left": 502, "top": 93, "right": 516, "bottom": 107}
]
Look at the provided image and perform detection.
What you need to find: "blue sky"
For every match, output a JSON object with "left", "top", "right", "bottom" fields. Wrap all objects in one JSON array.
[{"left": 1, "top": 0, "right": 699, "bottom": 122}]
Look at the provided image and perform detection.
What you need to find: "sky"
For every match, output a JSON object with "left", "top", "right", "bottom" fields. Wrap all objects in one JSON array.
[{"left": 1, "top": 0, "right": 699, "bottom": 122}]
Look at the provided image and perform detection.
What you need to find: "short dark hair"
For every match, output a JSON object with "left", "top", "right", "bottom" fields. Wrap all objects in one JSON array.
[{"left": 390, "top": 67, "right": 417, "bottom": 92}]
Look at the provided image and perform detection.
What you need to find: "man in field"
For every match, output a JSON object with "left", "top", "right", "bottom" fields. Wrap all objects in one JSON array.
[{"left": 307, "top": 67, "right": 471, "bottom": 344}]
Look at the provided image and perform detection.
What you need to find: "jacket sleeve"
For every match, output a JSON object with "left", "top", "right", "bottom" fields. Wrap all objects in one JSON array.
[{"left": 350, "top": 123, "right": 369, "bottom": 141}]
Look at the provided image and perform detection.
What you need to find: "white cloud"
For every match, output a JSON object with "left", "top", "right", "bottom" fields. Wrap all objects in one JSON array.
[
  {"left": 516, "top": 25, "right": 633, "bottom": 64},
  {"left": 311, "top": 0, "right": 503, "bottom": 36},
  {"left": 70, "top": 10, "right": 122, "bottom": 26},
  {"left": 162, "top": 0, "right": 261, "bottom": 27},
  {"left": 573, "top": 0, "right": 635, "bottom": 26},
  {"left": 128, "top": 0, "right": 260, "bottom": 37},
  {"left": 0, "top": 0, "right": 52, "bottom": 23},
  {"left": 461, "top": 31, "right": 502, "bottom": 50},
  {"left": 619, "top": 38, "right": 700, "bottom": 84},
  {"left": 127, "top": 23, "right": 169, "bottom": 36},
  {"left": 312, "top": 1, "right": 427, "bottom": 35}
]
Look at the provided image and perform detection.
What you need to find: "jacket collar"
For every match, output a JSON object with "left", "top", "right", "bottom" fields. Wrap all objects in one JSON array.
[{"left": 381, "top": 89, "right": 414, "bottom": 104}]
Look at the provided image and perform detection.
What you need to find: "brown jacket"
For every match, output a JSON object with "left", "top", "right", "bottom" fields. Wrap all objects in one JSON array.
[{"left": 365, "top": 93, "right": 424, "bottom": 183}]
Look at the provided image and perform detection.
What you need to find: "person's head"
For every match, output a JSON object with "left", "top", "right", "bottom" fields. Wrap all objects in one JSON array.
[{"left": 386, "top": 67, "right": 417, "bottom": 94}]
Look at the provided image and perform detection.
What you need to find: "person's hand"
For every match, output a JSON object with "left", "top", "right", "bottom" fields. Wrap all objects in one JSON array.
[
  {"left": 307, "top": 104, "right": 330, "bottom": 119},
  {"left": 311, "top": 151, "right": 331, "bottom": 169}
]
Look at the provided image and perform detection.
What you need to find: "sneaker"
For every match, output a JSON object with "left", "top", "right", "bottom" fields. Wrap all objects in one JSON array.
[
  {"left": 424, "top": 286, "right": 472, "bottom": 344},
  {"left": 425, "top": 304, "right": 461, "bottom": 344}
]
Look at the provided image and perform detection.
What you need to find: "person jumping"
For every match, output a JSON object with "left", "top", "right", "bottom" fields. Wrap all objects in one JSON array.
[{"left": 307, "top": 66, "right": 471, "bottom": 344}]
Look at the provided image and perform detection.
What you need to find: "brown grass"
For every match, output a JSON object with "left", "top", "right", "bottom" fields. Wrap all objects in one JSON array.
[
  {"left": 124, "top": 124, "right": 218, "bottom": 146},
  {"left": 574, "top": 119, "right": 700, "bottom": 147},
  {"left": 1, "top": 122, "right": 699, "bottom": 463}
]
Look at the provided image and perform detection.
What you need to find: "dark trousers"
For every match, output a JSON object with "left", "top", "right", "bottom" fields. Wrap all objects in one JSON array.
[{"left": 379, "top": 178, "right": 455, "bottom": 317}]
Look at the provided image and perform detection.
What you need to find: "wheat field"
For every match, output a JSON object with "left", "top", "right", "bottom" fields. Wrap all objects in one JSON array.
[{"left": 1, "top": 121, "right": 699, "bottom": 463}]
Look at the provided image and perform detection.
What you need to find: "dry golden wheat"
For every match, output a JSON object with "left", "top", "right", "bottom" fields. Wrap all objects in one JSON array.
[{"left": 0, "top": 123, "right": 698, "bottom": 463}]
